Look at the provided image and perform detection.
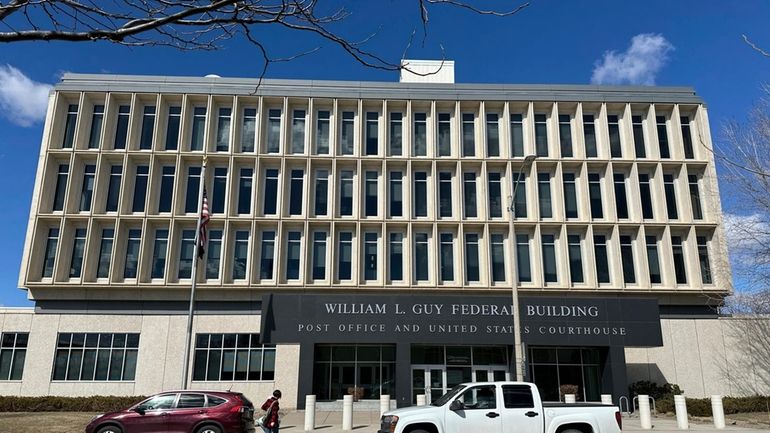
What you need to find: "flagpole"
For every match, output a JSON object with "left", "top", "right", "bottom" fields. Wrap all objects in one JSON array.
[{"left": 182, "top": 156, "right": 207, "bottom": 390}]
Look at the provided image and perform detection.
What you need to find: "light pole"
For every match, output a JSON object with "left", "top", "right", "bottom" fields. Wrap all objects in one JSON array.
[{"left": 509, "top": 154, "right": 536, "bottom": 381}]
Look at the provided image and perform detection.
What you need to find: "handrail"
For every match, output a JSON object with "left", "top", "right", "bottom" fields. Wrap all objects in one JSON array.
[
  {"left": 632, "top": 395, "right": 656, "bottom": 414},
  {"left": 618, "top": 396, "right": 630, "bottom": 414}
]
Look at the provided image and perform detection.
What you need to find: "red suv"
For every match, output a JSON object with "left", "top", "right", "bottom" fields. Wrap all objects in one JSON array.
[{"left": 85, "top": 391, "right": 256, "bottom": 433}]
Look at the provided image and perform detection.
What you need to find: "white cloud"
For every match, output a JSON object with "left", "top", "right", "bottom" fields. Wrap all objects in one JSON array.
[
  {"left": 0, "top": 64, "right": 52, "bottom": 127},
  {"left": 591, "top": 33, "right": 674, "bottom": 85}
]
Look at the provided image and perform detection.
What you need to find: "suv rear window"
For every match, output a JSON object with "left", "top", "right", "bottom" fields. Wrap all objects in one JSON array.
[
  {"left": 207, "top": 396, "right": 227, "bottom": 407},
  {"left": 502, "top": 385, "right": 534, "bottom": 408}
]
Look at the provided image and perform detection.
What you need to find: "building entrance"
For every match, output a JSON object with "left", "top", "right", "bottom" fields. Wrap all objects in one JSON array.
[
  {"left": 312, "top": 344, "right": 396, "bottom": 400},
  {"left": 528, "top": 347, "right": 602, "bottom": 402}
]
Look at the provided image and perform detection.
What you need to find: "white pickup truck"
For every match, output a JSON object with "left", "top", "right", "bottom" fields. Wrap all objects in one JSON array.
[{"left": 378, "top": 382, "right": 622, "bottom": 433}]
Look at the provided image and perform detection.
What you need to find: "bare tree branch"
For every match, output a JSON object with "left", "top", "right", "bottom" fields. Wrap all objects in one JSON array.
[{"left": 743, "top": 34, "right": 770, "bottom": 57}]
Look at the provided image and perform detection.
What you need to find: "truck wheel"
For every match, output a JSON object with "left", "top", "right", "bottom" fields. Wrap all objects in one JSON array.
[
  {"left": 561, "top": 429, "right": 586, "bottom": 433},
  {"left": 407, "top": 430, "right": 430, "bottom": 433}
]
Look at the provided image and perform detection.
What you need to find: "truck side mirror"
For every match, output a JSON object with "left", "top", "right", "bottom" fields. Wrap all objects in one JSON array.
[{"left": 449, "top": 400, "right": 464, "bottom": 411}]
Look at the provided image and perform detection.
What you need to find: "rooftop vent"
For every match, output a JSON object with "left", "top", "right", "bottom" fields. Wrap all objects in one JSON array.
[{"left": 399, "top": 59, "right": 455, "bottom": 84}]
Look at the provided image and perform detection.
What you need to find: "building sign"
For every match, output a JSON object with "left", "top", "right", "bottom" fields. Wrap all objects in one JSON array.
[{"left": 260, "top": 294, "right": 663, "bottom": 347}]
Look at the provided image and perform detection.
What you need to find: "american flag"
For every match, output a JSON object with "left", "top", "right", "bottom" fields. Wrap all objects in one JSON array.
[{"left": 198, "top": 188, "right": 210, "bottom": 259}]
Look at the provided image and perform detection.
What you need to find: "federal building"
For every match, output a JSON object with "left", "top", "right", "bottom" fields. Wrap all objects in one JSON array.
[{"left": 1, "top": 62, "right": 765, "bottom": 408}]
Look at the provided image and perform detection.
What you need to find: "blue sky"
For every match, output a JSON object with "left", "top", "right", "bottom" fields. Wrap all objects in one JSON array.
[{"left": 0, "top": 0, "right": 769, "bottom": 306}]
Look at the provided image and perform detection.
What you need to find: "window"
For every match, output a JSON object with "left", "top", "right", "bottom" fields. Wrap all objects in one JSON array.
[
  {"left": 340, "top": 170, "right": 353, "bottom": 216},
  {"left": 534, "top": 114, "right": 548, "bottom": 157},
  {"left": 132, "top": 165, "right": 149, "bottom": 212},
  {"left": 313, "top": 232, "right": 327, "bottom": 280},
  {"left": 389, "top": 112, "right": 403, "bottom": 156},
  {"left": 292, "top": 109, "right": 306, "bottom": 153},
  {"left": 216, "top": 107, "right": 231, "bottom": 151},
  {"left": 114, "top": 105, "right": 130, "bottom": 150},
  {"left": 192, "top": 334, "right": 275, "bottom": 381},
  {"left": 462, "top": 113, "right": 475, "bottom": 156},
  {"left": 537, "top": 172, "right": 552, "bottom": 218},
  {"left": 639, "top": 174, "right": 654, "bottom": 219},
  {"left": 583, "top": 114, "right": 597, "bottom": 157},
  {"left": 53, "top": 164, "right": 69, "bottom": 211},
  {"left": 138, "top": 394, "right": 176, "bottom": 411},
  {"left": 389, "top": 233, "right": 403, "bottom": 281},
  {"left": 211, "top": 168, "right": 227, "bottom": 214},
  {"left": 681, "top": 116, "right": 694, "bottom": 159},
  {"left": 259, "top": 231, "right": 275, "bottom": 279},
  {"left": 389, "top": 171, "right": 403, "bottom": 217},
  {"left": 241, "top": 108, "right": 257, "bottom": 152},
  {"left": 88, "top": 105, "right": 104, "bottom": 149},
  {"left": 490, "top": 234, "right": 505, "bottom": 282},
  {"left": 513, "top": 173, "right": 527, "bottom": 218},
  {"left": 413, "top": 112, "right": 427, "bottom": 156},
  {"left": 62, "top": 104, "right": 78, "bottom": 149},
  {"left": 588, "top": 173, "right": 603, "bottom": 219},
  {"left": 238, "top": 168, "right": 253, "bottom": 215},
  {"left": 465, "top": 233, "right": 480, "bottom": 282},
  {"left": 413, "top": 171, "right": 428, "bottom": 217},
  {"left": 206, "top": 230, "right": 222, "bottom": 279},
  {"left": 608, "top": 114, "right": 622, "bottom": 158},
  {"left": 124, "top": 229, "right": 141, "bottom": 279},
  {"left": 158, "top": 166, "right": 175, "bottom": 213},
  {"left": 486, "top": 113, "right": 500, "bottom": 157},
  {"left": 0, "top": 333, "right": 27, "bottom": 380},
  {"left": 458, "top": 384, "right": 497, "bottom": 409},
  {"left": 53, "top": 333, "right": 139, "bottom": 381},
  {"left": 697, "top": 236, "right": 712, "bottom": 284},
  {"left": 178, "top": 229, "right": 195, "bottom": 279},
  {"left": 365, "top": 112, "right": 378, "bottom": 155},
  {"left": 165, "top": 106, "right": 181, "bottom": 150},
  {"left": 439, "top": 233, "right": 454, "bottom": 282},
  {"left": 266, "top": 109, "right": 281, "bottom": 153},
  {"left": 97, "top": 228, "right": 114, "bottom": 279},
  {"left": 316, "top": 110, "right": 331, "bottom": 154},
  {"left": 151, "top": 229, "right": 168, "bottom": 279},
  {"left": 263, "top": 169, "right": 277, "bottom": 215},
  {"left": 567, "top": 234, "right": 583, "bottom": 283},
  {"left": 516, "top": 234, "right": 531, "bottom": 283},
  {"left": 340, "top": 111, "right": 354, "bottom": 155},
  {"left": 646, "top": 236, "right": 661, "bottom": 284},
  {"left": 463, "top": 172, "right": 477, "bottom": 218},
  {"left": 364, "top": 232, "right": 378, "bottom": 281},
  {"left": 338, "top": 232, "right": 353, "bottom": 280},
  {"left": 671, "top": 235, "right": 687, "bottom": 284},
  {"left": 620, "top": 235, "right": 636, "bottom": 284},
  {"left": 365, "top": 171, "right": 378, "bottom": 216},
  {"left": 414, "top": 233, "right": 429, "bottom": 281},
  {"left": 289, "top": 169, "right": 304, "bottom": 215},
  {"left": 510, "top": 114, "right": 524, "bottom": 157},
  {"left": 541, "top": 234, "right": 557, "bottom": 283},
  {"left": 614, "top": 173, "right": 628, "bottom": 219},
  {"left": 439, "top": 172, "right": 452, "bottom": 217},
  {"left": 140, "top": 106, "right": 156, "bottom": 150},
  {"left": 488, "top": 172, "right": 503, "bottom": 218},
  {"left": 42, "top": 228, "right": 59, "bottom": 278},
  {"left": 657, "top": 116, "right": 670, "bottom": 158},
  {"left": 594, "top": 235, "right": 609, "bottom": 283},
  {"left": 185, "top": 167, "right": 201, "bottom": 213},
  {"left": 79, "top": 164, "right": 96, "bottom": 211},
  {"left": 314, "top": 170, "right": 329, "bottom": 216},
  {"left": 563, "top": 173, "right": 578, "bottom": 219},
  {"left": 632, "top": 115, "right": 646, "bottom": 158},
  {"left": 689, "top": 175, "right": 703, "bottom": 220},
  {"left": 558, "top": 114, "right": 572, "bottom": 157},
  {"left": 232, "top": 231, "right": 249, "bottom": 280},
  {"left": 190, "top": 107, "right": 206, "bottom": 151},
  {"left": 438, "top": 113, "right": 451, "bottom": 156},
  {"left": 502, "top": 385, "right": 534, "bottom": 409},
  {"left": 286, "top": 231, "right": 301, "bottom": 280},
  {"left": 70, "top": 228, "right": 87, "bottom": 278},
  {"left": 105, "top": 165, "right": 122, "bottom": 212},
  {"left": 664, "top": 174, "right": 678, "bottom": 219},
  {"left": 177, "top": 394, "right": 206, "bottom": 409}
]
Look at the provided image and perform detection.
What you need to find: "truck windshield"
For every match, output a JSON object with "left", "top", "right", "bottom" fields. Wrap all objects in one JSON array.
[{"left": 431, "top": 385, "right": 465, "bottom": 407}]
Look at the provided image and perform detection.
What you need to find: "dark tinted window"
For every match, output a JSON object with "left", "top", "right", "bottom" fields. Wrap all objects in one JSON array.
[
  {"left": 502, "top": 385, "right": 535, "bottom": 409},
  {"left": 207, "top": 395, "right": 227, "bottom": 407},
  {"left": 177, "top": 393, "right": 206, "bottom": 408}
]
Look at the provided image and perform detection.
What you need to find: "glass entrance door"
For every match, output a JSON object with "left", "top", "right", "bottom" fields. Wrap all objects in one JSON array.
[
  {"left": 473, "top": 367, "right": 508, "bottom": 382},
  {"left": 412, "top": 366, "right": 445, "bottom": 404}
]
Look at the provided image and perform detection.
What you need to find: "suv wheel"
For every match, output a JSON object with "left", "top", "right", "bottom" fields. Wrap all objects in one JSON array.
[
  {"left": 96, "top": 427, "right": 122, "bottom": 433},
  {"left": 196, "top": 425, "right": 222, "bottom": 433}
]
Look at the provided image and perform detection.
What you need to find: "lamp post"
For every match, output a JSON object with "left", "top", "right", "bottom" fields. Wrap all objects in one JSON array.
[{"left": 509, "top": 154, "right": 536, "bottom": 381}]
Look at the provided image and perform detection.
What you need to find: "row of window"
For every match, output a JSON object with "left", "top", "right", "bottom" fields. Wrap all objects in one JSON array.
[
  {"left": 57, "top": 101, "right": 701, "bottom": 160},
  {"left": 47, "top": 162, "right": 707, "bottom": 222},
  {"left": 38, "top": 224, "right": 714, "bottom": 287}
]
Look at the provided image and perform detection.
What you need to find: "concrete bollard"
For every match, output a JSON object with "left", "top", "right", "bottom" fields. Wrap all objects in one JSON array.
[
  {"left": 342, "top": 395, "right": 353, "bottom": 431},
  {"left": 638, "top": 394, "right": 652, "bottom": 430},
  {"left": 565, "top": 394, "right": 576, "bottom": 404},
  {"left": 601, "top": 394, "right": 613, "bottom": 405},
  {"left": 416, "top": 394, "right": 427, "bottom": 406},
  {"left": 304, "top": 395, "right": 316, "bottom": 432},
  {"left": 711, "top": 395, "right": 725, "bottom": 429},
  {"left": 674, "top": 395, "right": 688, "bottom": 430},
  {"left": 380, "top": 394, "right": 390, "bottom": 416}
]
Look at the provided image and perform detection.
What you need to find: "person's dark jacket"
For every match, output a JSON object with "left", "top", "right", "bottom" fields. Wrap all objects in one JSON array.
[{"left": 261, "top": 396, "right": 280, "bottom": 428}]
